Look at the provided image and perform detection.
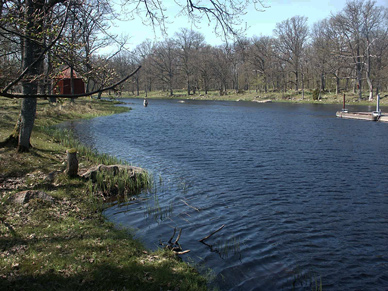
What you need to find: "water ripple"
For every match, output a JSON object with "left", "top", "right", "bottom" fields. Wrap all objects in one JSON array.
[{"left": 70, "top": 100, "right": 388, "bottom": 290}]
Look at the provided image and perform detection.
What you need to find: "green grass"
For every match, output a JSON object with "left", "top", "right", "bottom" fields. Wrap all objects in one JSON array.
[{"left": 0, "top": 97, "right": 208, "bottom": 290}]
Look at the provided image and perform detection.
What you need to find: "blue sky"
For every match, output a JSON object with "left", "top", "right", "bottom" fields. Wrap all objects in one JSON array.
[{"left": 107, "top": 0, "right": 388, "bottom": 52}]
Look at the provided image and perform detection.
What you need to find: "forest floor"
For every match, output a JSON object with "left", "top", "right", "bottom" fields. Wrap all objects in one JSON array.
[{"left": 0, "top": 97, "right": 208, "bottom": 291}]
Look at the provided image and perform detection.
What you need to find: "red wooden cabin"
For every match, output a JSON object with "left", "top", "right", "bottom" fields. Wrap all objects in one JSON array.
[{"left": 54, "top": 67, "right": 85, "bottom": 95}]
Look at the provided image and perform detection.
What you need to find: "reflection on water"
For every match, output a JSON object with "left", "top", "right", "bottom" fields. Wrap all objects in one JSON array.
[{"left": 70, "top": 99, "right": 388, "bottom": 290}]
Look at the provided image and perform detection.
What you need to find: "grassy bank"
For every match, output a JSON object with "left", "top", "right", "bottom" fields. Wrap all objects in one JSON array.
[
  {"left": 0, "top": 97, "right": 207, "bottom": 290},
  {"left": 109, "top": 89, "right": 388, "bottom": 107}
]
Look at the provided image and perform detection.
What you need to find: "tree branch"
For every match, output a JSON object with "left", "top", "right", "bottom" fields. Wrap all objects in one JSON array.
[
  {"left": 0, "top": 66, "right": 141, "bottom": 99},
  {"left": 199, "top": 224, "right": 225, "bottom": 242}
]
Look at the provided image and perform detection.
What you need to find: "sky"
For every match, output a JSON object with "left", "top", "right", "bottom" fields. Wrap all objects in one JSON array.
[{"left": 105, "top": 0, "right": 388, "bottom": 53}]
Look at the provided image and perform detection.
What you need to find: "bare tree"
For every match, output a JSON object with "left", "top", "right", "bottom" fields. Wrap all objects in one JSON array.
[
  {"left": 232, "top": 38, "right": 251, "bottom": 92},
  {"left": 330, "top": 0, "right": 383, "bottom": 100},
  {"left": 77, "top": 0, "right": 117, "bottom": 93},
  {"left": 150, "top": 39, "right": 179, "bottom": 96},
  {"left": 210, "top": 45, "right": 231, "bottom": 95},
  {"left": 197, "top": 45, "right": 214, "bottom": 95},
  {"left": 175, "top": 28, "right": 205, "bottom": 95},
  {"left": 274, "top": 15, "right": 309, "bottom": 92},
  {"left": 311, "top": 19, "right": 331, "bottom": 93},
  {"left": 361, "top": 0, "right": 386, "bottom": 100},
  {"left": 373, "top": 23, "right": 388, "bottom": 95},
  {"left": 249, "top": 36, "right": 275, "bottom": 93},
  {"left": 135, "top": 39, "right": 155, "bottom": 96}
]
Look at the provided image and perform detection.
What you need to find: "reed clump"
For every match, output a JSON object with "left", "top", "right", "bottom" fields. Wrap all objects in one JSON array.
[{"left": 92, "top": 167, "right": 152, "bottom": 198}]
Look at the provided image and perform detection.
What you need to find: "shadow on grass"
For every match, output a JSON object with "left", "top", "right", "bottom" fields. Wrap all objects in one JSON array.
[
  {"left": 0, "top": 229, "right": 206, "bottom": 291},
  {"left": 0, "top": 261, "right": 205, "bottom": 291}
]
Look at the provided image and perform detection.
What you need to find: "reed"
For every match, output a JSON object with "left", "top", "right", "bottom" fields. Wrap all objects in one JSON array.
[
  {"left": 291, "top": 268, "right": 322, "bottom": 291},
  {"left": 145, "top": 193, "right": 174, "bottom": 222},
  {"left": 91, "top": 167, "right": 152, "bottom": 198},
  {"left": 214, "top": 236, "right": 242, "bottom": 259},
  {"left": 42, "top": 127, "right": 126, "bottom": 166}
]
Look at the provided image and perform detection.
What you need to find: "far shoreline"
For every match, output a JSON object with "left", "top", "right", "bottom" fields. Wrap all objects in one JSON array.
[{"left": 101, "top": 89, "right": 388, "bottom": 108}]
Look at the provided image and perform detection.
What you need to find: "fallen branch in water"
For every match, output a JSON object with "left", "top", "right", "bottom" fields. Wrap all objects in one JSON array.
[
  {"left": 168, "top": 227, "right": 177, "bottom": 245},
  {"left": 174, "top": 228, "right": 182, "bottom": 244},
  {"left": 180, "top": 199, "right": 200, "bottom": 212},
  {"left": 161, "top": 227, "right": 190, "bottom": 255},
  {"left": 199, "top": 224, "right": 225, "bottom": 242},
  {"left": 175, "top": 250, "right": 191, "bottom": 255}
]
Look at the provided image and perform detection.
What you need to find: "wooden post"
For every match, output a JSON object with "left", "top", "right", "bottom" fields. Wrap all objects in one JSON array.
[
  {"left": 343, "top": 93, "right": 345, "bottom": 110},
  {"left": 66, "top": 148, "right": 78, "bottom": 177}
]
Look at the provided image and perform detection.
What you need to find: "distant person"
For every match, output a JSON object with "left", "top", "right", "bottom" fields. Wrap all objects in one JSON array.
[{"left": 143, "top": 98, "right": 148, "bottom": 107}]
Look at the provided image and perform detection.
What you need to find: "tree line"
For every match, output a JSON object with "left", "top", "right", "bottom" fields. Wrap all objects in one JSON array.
[{"left": 107, "top": 0, "right": 387, "bottom": 101}]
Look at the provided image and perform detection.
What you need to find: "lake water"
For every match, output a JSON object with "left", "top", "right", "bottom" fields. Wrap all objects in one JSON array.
[{"left": 69, "top": 99, "right": 388, "bottom": 290}]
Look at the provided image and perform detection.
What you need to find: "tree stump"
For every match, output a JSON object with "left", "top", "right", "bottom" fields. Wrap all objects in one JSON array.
[{"left": 66, "top": 148, "right": 78, "bottom": 177}]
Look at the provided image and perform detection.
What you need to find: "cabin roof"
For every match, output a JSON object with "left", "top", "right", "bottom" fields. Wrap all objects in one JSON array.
[{"left": 55, "top": 67, "right": 81, "bottom": 79}]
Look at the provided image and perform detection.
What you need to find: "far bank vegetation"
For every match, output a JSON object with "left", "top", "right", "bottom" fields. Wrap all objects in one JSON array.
[{"left": 74, "top": 1, "right": 388, "bottom": 102}]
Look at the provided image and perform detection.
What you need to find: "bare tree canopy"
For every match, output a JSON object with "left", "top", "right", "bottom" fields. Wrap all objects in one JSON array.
[
  {"left": 119, "top": 0, "right": 266, "bottom": 39},
  {"left": 274, "top": 15, "right": 309, "bottom": 91}
]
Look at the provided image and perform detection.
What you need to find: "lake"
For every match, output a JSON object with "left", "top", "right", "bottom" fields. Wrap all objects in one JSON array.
[{"left": 69, "top": 99, "right": 388, "bottom": 290}]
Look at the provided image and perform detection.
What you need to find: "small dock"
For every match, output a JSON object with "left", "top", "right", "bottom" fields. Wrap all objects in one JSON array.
[
  {"left": 336, "top": 93, "right": 386, "bottom": 122},
  {"left": 378, "top": 115, "right": 388, "bottom": 122},
  {"left": 336, "top": 111, "right": 379, "bottom": 121}
]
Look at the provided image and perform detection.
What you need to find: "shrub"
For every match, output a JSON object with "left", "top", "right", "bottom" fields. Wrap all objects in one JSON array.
[{"left": 312, "top": 89, "right": 320, "bottom": 100}]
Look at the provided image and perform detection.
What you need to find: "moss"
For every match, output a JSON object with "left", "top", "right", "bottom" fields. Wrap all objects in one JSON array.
[{"left": 66, "top": 148, "right": 77, "bottom": 154}]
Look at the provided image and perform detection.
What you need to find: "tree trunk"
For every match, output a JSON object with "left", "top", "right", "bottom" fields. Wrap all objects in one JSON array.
[
  {"left": 70, "top": 66, "right": 75, "bottom": 103},
  {"left": 169, "top": 73, "right": 173, "bottom": 96},
  {"left": 18, "top": 97, "right": 37, "bottom": 152},
  {"left": 356, "top": 50, "right": 362, "bottom": 101},
  {"left": 203, "top": 75, "right": 208, "bottom": 94},
  {"left": 169, "top": 84, "right": 173, "bottom": 96},
  {"left": 18, "top": 0, "right": 44, "bottom": 152},
  {"left": 136, "top": 75, "right": 140, "bottom": 96},
  {"left": 235, "top": 71, "right": 239, "bottom": 93},
  {"left": 335, "top": 70, "right": 340, "bottom": 95},
  {"left": 366, "top": 76, "right": 373, "bottom": 101},
  {"left": 66, "top": 149, "right": 78, "bottom": 178},
  {"left": 366, "top": 39, "right": 373, "bottom": 101},
  {"left": 187, "top": 77, "right": 190, "bottom": 96},
  {"left": 48, "top": 52, "right": 56, "bottom": 103}
]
